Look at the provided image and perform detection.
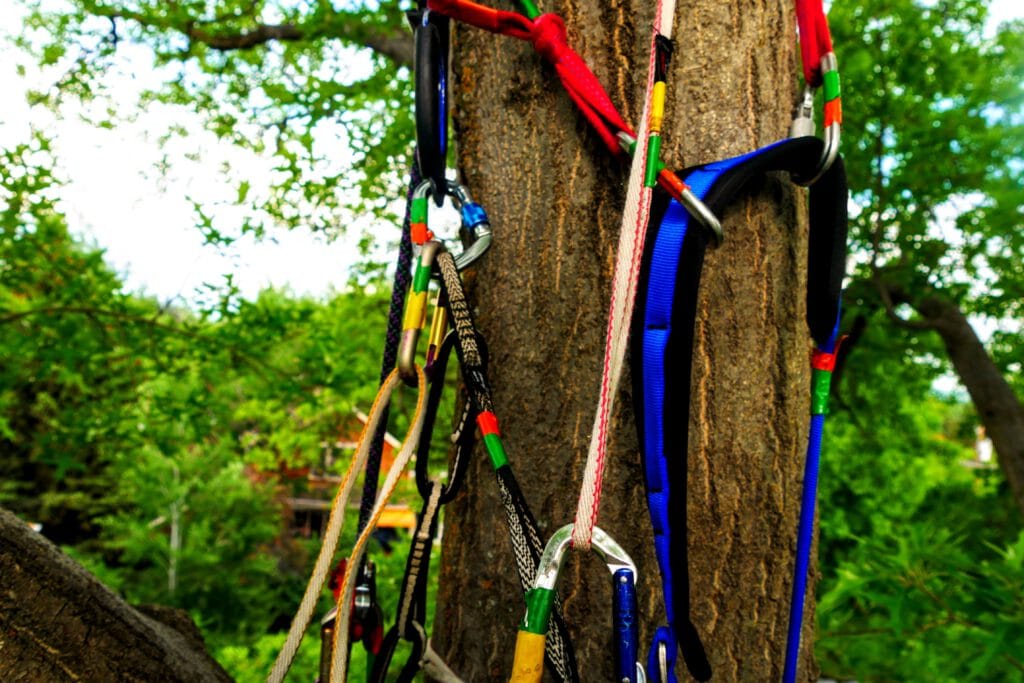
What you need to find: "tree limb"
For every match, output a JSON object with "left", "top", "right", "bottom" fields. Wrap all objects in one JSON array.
[
  {"left": 90, "top": 7, "right": 414, "bottom": 67},
  {"left": 0, "top": 507, "right": 232, "bottom": 682}
]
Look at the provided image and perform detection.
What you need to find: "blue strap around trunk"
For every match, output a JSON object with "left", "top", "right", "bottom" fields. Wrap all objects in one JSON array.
[{"left": 633, "top": 136, "right": 848, "bottom": 682}]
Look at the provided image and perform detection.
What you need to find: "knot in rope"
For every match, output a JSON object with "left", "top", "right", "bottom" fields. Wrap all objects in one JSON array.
[{"left": 529, "top": 13, "right": 569, "bottom": 65}]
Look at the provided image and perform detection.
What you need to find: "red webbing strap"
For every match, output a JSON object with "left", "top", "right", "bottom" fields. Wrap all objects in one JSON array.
[
  {"left": 427, "top": 0, "right": 632, "bottom": 155},
  {"left": 794, "top": 0, "right": 833, "bottom": 87}
]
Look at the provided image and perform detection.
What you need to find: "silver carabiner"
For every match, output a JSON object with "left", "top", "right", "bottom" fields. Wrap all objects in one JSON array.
[
  {"left": 509, "top": 525, "right": 645, "bottom": 683},
  {"left": 789, "top": 51, "right": 841, "bottom": 186},
  {"left": 410, "top": 179, "right": 493, "bottom": 271}
]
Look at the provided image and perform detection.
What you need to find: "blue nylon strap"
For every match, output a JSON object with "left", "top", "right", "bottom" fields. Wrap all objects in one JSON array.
[
  {"left": 638, "top": 137, "right": 845, "bottom": 682},
  {"left": 782, "top": 316, "right": 840, "bottom": 683},
  {"left": 641, "top": 142, "right": 786, "bottom": 682}
]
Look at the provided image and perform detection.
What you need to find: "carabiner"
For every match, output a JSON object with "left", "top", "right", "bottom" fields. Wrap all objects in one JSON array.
[
  {"left": 789, "top": 51, "right": 841, "bottom": 186},
  {"left": 412, "top": 8, "right": 450, "bottom": 203},
  {"left": 509, "top": 524, "right": 645, "bottom": 683},
  {"left": 399, "top": 240, "right": 446, "bottom": 384},
  {"left": 409, "top": 179, "right": 493, "bottom": 271},
  {"left": 616, "top": 132, "right": 724, "bottom": 247}
]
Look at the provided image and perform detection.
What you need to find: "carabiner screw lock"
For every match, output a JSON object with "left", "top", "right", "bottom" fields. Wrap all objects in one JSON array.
[{"left": 789, "top": 51, "right": 841, "bottom": 186}]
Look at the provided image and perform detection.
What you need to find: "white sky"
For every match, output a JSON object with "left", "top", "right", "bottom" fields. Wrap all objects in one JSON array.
[{"left": 0, "top": 1, "right": 1020, "bottom": 307}]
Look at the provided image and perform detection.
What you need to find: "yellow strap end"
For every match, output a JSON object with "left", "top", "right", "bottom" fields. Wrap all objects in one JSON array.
[{"left": 508, "top": 631, "right": 546, "bottom": 683}]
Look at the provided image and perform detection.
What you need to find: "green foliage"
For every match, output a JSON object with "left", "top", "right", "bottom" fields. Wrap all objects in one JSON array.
[
  {"left": 4, "top": 0, "right": 1023, "bottom": 680},
  {"left": 17, "top": 0, "right": 415, "bottom": 236},
  {"left": 816, "top": 320, "right": 1024, "bottom": 679}
]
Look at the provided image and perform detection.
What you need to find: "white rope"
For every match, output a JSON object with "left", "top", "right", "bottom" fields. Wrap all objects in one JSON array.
[
  {"left": 267, "top": 366, "right": 427, "bottom": 683},
  {"left": 572, "top": 0, "right": 679, "bottom": 549},
  {"left": 329, "top": 376, "right": 434, "bottom": 682}
]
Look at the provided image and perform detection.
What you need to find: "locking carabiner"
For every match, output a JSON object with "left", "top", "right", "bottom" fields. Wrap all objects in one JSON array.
[
  {"left": 398, "top": 240, "right": 446, "bottom": 384},
  {"left": 616, "top": 132, "right": 724, "bottom": 247},
  {"left": 509, "top": 524, "right": 645, "bottom": 683},
  {"left": 789, "top": 51, "right": 841, "bottom": 186},
  {"left": 412, "top": 7, "right": 450, "bottom": 204},
  {"left": 409, "top": 179, "right": 493, "bottom": 270}
]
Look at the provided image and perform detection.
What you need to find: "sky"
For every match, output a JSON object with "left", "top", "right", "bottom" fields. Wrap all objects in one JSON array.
[{"left": 0, "top": 1, "right": 1020, "bottom": 308}]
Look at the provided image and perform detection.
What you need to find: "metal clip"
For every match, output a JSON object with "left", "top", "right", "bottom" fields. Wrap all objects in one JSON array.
[
  {"left": 413, "top": 8, "right": 450, "bottom": 203},
  {"left": 509, "top": 524, "right": 646, "bottom": 683},
  {"left": 399, "top": 240, "right": 446, "bottom": 384},
  {"left": 789, "top": 51, "right": 841, "bottom": 186},
  {"left": 616, "top": 132, "right": 724, "bottom": 247},
  {"left": 410, "top": 179, "right": 493, "bottom": 271}
]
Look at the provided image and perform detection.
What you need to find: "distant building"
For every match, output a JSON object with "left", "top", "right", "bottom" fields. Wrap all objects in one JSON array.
[{"left": 247, "top": 409, "right": 417, "bottom": 540}]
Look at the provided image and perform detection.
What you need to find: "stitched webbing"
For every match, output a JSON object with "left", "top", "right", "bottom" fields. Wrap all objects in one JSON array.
[
  {"left": 633, "top": 137, "right": 848, "bottom": 682},
  {"left": 572, "top": 0, "right": 678, "bottom": 549},
  {"left": 435, "top": 250, "right": 580, "bottom": 683}
]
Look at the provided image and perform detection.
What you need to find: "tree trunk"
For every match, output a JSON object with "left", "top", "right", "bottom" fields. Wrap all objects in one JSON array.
[
  {"left": 916, "top": 295, "right": 1024, "bottom": 515},
  {"left": 0, "top": 507, "right": 231, "bottom": 683},
  {"left": 438, "top": 0, "right": 815, "bottom": 680}
]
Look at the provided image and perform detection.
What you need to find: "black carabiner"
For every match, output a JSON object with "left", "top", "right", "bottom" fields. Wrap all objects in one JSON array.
[
  {"left": 414, "top": 330, "right": 480, "bottom": 504},
  {"left": 411, "top": 7, "right": 450, "bottom": 205}
]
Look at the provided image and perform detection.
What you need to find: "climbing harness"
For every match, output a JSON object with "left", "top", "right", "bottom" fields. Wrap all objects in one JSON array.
[
  {"left": 631, "top": 136, "right": 848, "bottom": 682},
  {"left": 509, "top": 524, "right": 644, "bottom": 683},
  {"left": 423, "top": 0, "right": 721, "bottom": 236},
  {"left": 269, "top": 366, "right": 429, "bottom": 683}
]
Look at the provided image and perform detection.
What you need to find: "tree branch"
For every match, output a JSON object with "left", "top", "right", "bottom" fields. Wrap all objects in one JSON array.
[{"left": 90, "top": 7, "right": 413, "bottom": 67}]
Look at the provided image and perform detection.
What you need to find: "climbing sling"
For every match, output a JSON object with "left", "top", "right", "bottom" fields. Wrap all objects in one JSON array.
[{"left": 631, "top": 137, "right": 848, "bottom": 683}]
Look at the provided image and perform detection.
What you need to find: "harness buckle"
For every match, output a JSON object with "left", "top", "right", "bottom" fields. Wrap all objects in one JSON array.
[
  {"left": 510, "top": 524, "right": 645, "bottom": 683},
  {"left": 789, "top": 51, "right": 841, "bottom": 186}
]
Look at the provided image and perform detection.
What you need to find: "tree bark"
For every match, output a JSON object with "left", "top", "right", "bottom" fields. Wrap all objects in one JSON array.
[
  {"left": 438, "top": 0, "right": 815, "bottom": 680},
  {"left": 0, "top": 507, "right": 231, "bottom": 683},
  {"left": 916, "top": 295, "right": 1024, "bottom": 515}
]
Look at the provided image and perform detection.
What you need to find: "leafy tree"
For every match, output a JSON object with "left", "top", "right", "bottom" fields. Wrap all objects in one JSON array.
[{"left": 832, "top": 0, "right": 1024, "bottom": 510}]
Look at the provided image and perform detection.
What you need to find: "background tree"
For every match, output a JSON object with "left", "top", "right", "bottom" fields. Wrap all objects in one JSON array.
[{"left": 832, "top": 0, "right": 1024, "bottom": 511}]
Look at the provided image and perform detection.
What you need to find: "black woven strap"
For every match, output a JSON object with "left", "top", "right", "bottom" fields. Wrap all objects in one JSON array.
[{"left": 435, "top": 249, "right": 580, "bottom": 683}]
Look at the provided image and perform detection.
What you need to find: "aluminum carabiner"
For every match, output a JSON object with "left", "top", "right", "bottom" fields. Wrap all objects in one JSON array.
[
  {"left": 789, "top": 51, "right": 841, "bottom": 186},
  {"left": 412, "top": 7, "right": 450, "bottom": 204},
  {"left": 398, "top": 240, "right": 447, "bottom": 384},
  {"left": 409, "top": 179, "right": 493, "bottom": 271},
  {"left": 616, "top": 132, "right": 724, "bottom": 247},
  {"left": 509, "top": 524, "right": 645, "bottom": 683}
]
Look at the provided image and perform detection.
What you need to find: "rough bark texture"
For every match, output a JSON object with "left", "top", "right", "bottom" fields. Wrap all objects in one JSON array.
[
  {"left": 437, "top": 0, "right": 816, "bottom": 680},
  {"left": 0, "top": 507, "right": 231, "bottom": 683},
  {"left": 917, "top": 295, "right": 1024, "bottom": 515}
]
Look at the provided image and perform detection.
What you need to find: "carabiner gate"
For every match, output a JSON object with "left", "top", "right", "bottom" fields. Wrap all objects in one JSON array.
[
  {"left": 398, "top": 240, "right": 446, "bottom": 384},
  {"left": 789, "top": 51, "right": 841, "bottom": 186},
  {"left": 409, "top": 179, "right": 493, "bottom": 271},
  {"left": 509, "top": 524, "right": 645, "bottom": 683}
]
